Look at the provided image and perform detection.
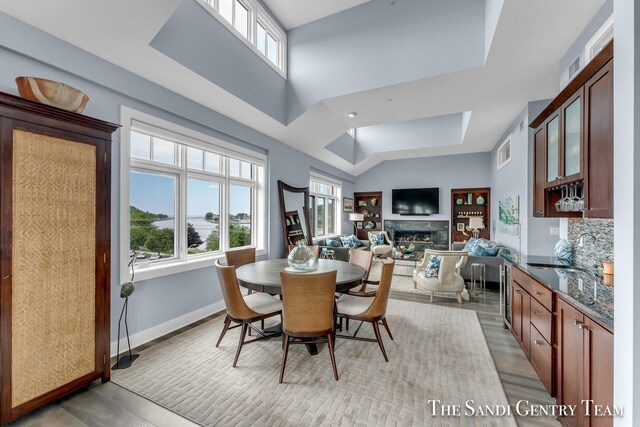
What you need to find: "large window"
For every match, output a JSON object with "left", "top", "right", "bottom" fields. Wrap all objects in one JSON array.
[
  {"left": 122, "top": 109, "right": 266, "bottom": 280},
  {"left": 201, "top": 0, "right": 287, "bottom": 76},
  {"left": 310, "top": 174, "right": 341, "bottom": 238}
]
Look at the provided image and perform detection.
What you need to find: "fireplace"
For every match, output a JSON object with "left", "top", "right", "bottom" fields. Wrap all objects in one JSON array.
[{"left": 384, "top": 220, "right": 449, "bottom": 252}]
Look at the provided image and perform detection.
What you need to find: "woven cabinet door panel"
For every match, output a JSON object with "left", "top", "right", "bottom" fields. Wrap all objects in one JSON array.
[{"left": 11, "top": 130, "right": 96, "bottom": 408}]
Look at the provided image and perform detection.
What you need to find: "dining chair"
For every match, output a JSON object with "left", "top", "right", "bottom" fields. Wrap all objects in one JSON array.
[
  {"left": 336, "top": 258, "right": 395, "bottom": 362},
  {"left": 347, "top": 248, "right": 376, "bottom": 293},
  {"left": 225, "top": 247, "right": 260, "bottom": 333},
  {"left": 279, "top": 270, "right": 339, "bottom": 383},
  {"left": 288, "top": 244, "right": 321, "bottom": 259},
  {"left": 214, "top": 260, "right": 282, "bottom": 367}
]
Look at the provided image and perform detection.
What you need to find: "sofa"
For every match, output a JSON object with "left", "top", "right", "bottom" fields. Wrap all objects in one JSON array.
[
  {"left": 452, "top": 239, "right": 510, "bottom": 284},
  {"left": 317, "top": 236, "right": 370, "bottom": 261}
]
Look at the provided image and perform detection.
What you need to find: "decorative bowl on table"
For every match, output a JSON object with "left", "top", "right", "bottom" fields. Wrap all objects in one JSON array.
[
  {"left": 15, "top": 77, "right": 89, "bottom": 113},
  {"left": 286, "top": 240, "right": 317, "bottom": 272}
]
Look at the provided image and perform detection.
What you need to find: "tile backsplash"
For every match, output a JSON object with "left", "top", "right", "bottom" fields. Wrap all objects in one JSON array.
[{"left": 567, "top": 218, "right": 614, "bottom": 267}]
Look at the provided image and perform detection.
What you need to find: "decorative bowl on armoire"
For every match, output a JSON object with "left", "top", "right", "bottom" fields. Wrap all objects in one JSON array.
[{"left": 15, "top": 77, "right": 89, "bottom": 113}]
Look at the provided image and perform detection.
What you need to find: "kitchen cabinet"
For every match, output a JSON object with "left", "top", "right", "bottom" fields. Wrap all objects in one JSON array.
[
  {"left": 556, "top": 297, "right": 614, "bottom": 427},
  {"left": 546, "top": 112, "right": 560, "bottom": 183},
  {"left": 507, "top": 263, "right": 614, "bottom": 426},
  {"left": 530, "top": 40, "right": 613, "bottom": 218},
  {"left": 541, "top": 88, "right": 583, "bottom": 186},
  {"left": 511, "top": 267, "right": 553, "bottom": 395},
  {"left": 561, "top": 89, "right": 583, "bottom": 180},
  {"left": 510, "top": 280, "right": 531, "bottom": 358},
  {"left": 584, "top": 59, "right": 614, "bottom": 218},
  {"left": 556, "top": 298, "right": 584, "bottom": 427}
]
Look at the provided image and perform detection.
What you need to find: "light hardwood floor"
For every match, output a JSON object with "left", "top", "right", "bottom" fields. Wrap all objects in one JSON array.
[{"left": 11, "top": 287, "right": 559, "bottom": 427}]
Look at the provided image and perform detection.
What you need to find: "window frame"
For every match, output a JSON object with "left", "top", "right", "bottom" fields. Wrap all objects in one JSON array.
[
  {"left": 198, "top": 0, "right": 287, "bottom": 78},
  {"left": 584, "top": 15, "right": 613, "bottom": 65},
  {"left": 309, "top": 172, "right": 342, "bottom": 239},
  {"left": 120, "top": 106, "right": 267, "bottom": 283},
  {"left": 497, "top": 136, "right": 512, "bottom": 170}
]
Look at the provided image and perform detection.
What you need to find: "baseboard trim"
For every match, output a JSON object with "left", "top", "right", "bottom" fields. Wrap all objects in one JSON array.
[{"left": 110, "top": 301, "right": 226, "bottom": 357}]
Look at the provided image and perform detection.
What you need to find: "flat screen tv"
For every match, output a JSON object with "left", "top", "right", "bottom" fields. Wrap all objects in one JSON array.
[{"left": 392, "top": 188, "right": 439, "bottom": 215}]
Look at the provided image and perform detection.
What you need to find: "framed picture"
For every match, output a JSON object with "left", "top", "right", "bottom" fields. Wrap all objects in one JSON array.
[
  {"left": 356, "top": 221, "right": 363, "bottom": 229},
  {"left": 343, "top": 197, "right": 354, "bottom": 212},
  {"left": 456, "top": 222, "right": 465, "bottom": 232}
]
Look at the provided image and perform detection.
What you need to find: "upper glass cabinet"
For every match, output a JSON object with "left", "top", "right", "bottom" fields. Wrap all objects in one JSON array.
[
  {"left": 546, "top": 115, "right": 559, "bottom": 182},
  {"left": 563, "top": 95, "right": 582, "bottom": 178}
]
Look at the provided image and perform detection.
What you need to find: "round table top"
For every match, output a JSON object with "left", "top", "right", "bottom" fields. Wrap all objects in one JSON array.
[{"left": 236, "top": 258, "right": 367, "bottom": 295}]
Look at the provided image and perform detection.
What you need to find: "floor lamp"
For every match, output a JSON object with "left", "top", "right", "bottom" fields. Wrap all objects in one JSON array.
[{"left": 349, "top": 213, "right": 364, "bottom": 235}]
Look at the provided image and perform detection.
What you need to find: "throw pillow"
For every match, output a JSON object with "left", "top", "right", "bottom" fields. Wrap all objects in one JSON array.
[
  {"left": 424, "top": 255, "right": 441, "bottom": 278},
  {"left": 370, "top": 232, "right": 385, "bottom": 245},
  {"left": 340, "top": 235, "right": 360, "bottom": 248},
  {"left": 465, "top": 238, "right": 500, "bottom": 256},
  {"left": 325, "top": 238, "right": 342, "bottom": 248}
]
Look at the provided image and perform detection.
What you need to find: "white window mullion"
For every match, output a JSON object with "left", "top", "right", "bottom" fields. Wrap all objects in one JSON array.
[{"left": 178, "top": 146, "right": 188, "bottom": 260}]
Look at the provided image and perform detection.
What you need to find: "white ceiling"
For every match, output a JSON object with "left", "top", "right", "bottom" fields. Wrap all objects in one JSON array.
[
  {"left": 262, "top": 0, "right": 370, "bottom": 30},
  {"left": 0, "top": 0, "right": 605, "bottom": 176}
]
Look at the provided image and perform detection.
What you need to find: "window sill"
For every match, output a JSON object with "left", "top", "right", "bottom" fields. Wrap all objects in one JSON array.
[{"left": 126, "top": 248, "right": 267, "bottom": 282}]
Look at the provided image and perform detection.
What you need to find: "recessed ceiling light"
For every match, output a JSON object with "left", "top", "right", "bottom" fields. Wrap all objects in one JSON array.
[{"left": 347, "top": 112, "right": 357, "bottom": 118}]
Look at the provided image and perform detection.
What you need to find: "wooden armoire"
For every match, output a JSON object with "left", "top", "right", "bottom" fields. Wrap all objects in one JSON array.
[{"left": 0, "top": 91, "right": 118, "bottom": 423}]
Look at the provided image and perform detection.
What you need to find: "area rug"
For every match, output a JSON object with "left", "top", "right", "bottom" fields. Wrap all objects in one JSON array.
[{"left": 112, "top": 300, "right": 515, "bottom": 426}]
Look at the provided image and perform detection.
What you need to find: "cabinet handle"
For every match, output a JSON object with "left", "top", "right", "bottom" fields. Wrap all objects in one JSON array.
[
  {"left": 534, "top": 340, "right": 544, "bottom": 346},
  {"left": 536, "top": 291, "right": 543, "bottom": 296},
  {"left": 573, "top": 319, "right": 586, "bottom": 330},
  {"left": 534, "top": 310, "right": 541, "bottom": 316},
  {"left": 515, "top": 289, "right": 521, "bottom": 294}
]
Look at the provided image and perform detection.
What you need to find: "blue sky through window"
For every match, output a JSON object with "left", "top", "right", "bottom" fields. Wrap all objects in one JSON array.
[
  {"left": 130, "top": 170, "right": 175, "bottom": 216},
  {"left": 131, "top": 170, "right": 251, "bottom": 217}
]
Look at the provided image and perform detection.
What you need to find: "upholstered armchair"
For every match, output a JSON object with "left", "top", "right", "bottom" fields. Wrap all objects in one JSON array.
[
  {"left": 367, "top": 231, "right": 393, "bottom": 257},
  {"left": 412, "top": 249, "right": 468, "bottom": 303}
]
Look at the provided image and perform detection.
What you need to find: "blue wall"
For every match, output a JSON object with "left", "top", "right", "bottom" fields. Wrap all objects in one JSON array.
[
  {"left": 0, "top": 12, "right": 355, "bottom": 346},
  {"left": 489, "top": 101, "right": 558, "bottom": 256},
  {"left": 354, "top": 153, "right": 492, "bottom": 235}
]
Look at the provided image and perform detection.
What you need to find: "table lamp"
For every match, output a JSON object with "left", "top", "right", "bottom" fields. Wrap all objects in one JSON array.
[
  {"left": 349, "top": 213, "right": 364, "bottom": 235},
  {"left": 468, "top": 217, "right": 484, "bottom": 239}
]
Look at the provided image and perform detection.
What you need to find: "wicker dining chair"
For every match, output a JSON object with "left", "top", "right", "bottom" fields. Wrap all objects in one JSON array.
[
  {"left": 215, "top": 260, "right": 282, "bottom": 367},
  {"left": 336, "top": 258, "right": 395, "bottom": 362},
  {"left": 287, "top": 244, "right": 321, "bottom": 259},
  {"left": 279, "top": 270, "right": 339, "bottom": 383}
]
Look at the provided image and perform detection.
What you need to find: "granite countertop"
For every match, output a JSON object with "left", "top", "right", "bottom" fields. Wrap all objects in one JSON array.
[{"left": 501, "top": 253, "right": 614, "bottom": 331}]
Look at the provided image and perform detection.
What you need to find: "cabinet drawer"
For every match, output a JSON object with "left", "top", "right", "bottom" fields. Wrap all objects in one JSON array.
[
  {"left": 530, "top": 279, "right": 553, "bottom": 311},
  {"left": 512, "top": 266, "right": 532, "bottom": 294},
  {"left": 530, "top": 298, "right": 553, "bottom": 343},
  {"left": 530, "top": 326, "right": 553, "bottom": 395}
]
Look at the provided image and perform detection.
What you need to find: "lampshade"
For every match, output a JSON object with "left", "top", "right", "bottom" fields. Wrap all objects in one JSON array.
[
  {"left": 349, "top": 213, "right": 364, "bottom": 221},
  {"left": 468, "top": 217, "right": 484, "bottom": 229}
]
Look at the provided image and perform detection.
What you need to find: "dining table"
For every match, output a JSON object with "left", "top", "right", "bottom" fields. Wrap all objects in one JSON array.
[
  {"left": 235, "top": 258, "right": 367, "bottom": 354},
  {"left": 235, "top": 258, "right": 367, "bottom": 295}
]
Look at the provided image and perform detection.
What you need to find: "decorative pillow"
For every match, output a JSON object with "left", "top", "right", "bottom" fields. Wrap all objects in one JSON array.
[
  {"left": 370, "top": 232, "right": 385, "bottom": 245},
  {"left": 325, "top": 238, "right": 342, "bottom": 248},
  {"left": 465, "top": 238, "right": 500, "bottom": 256},
  {"left": 340, "top": 235, "right": 360, "bottom": 248},
  {"left": 424, "top": 255, "right": 441, "bottom": 278}
]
